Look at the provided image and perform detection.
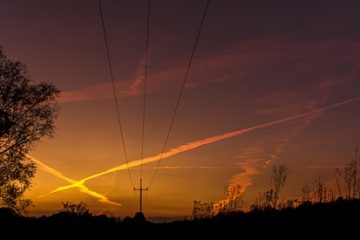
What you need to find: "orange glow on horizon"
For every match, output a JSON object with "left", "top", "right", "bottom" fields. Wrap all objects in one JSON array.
[{"left": 33, "top": 97, "right": 360, "bottom": 205}]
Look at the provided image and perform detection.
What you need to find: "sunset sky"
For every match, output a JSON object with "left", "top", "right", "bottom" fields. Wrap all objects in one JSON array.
[{"left": 1, "top": 0, "right": 360, "bottom": 219}]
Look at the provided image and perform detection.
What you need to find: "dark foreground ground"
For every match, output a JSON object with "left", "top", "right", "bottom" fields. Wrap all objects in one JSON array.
[{"left": 1, "top": 199, "right": 359, "bottom": 238}]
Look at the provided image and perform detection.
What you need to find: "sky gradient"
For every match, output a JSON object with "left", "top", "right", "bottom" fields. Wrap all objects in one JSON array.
[{"left": 1, "top": 0, "right": 360, "bottom": 218}]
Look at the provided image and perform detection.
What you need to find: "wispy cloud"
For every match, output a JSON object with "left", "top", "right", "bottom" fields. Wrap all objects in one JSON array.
[
  {"left": 59, "top": 37, "right": 359, "bottom": 104},
  {"left": 227, "top": 125, "right": 309, "bottom": 196},
  {"left": 222, "top": 72, "right": 358, "bottom": 201}
]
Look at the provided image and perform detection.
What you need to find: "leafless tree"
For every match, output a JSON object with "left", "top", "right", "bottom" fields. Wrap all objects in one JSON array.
[
  {"left": 193, "top": 184, "right": 243, "bottom": 217},
  {"left": 271, "top": 163, "right": 289, "bottom": 208},
  {"left": 302, "top": 175, "right": 336, "bottom": 203},
  {"left": 251, "top": 192, "right": 266, "bottom": 210},
  {"left": 252, "top": 163, "right": 289, "bottom": 209},
  {"left": 301, "top": 182, "right": 314, "bottom": 202},
  {"left": 221, "top": 184, "right": 243, "bottom": 213},
  {"left": 315, "top": 175, "right": 324, "bottom": 202},
  {"left": 335, "top": 147, "right": 359, "bottom": 199},
  {"left": 335, "top": 168, "right": 343, "bottom": 198},
  {"left": 263, "top": 189, "right": 274, "bottom": 208}
]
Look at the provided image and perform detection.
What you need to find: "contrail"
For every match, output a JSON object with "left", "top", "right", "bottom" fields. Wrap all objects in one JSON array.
[
  {"left": 28, "top": 155, "right": 121, "bottom": 206},
  {"left": 41, "top": 97, "right": 360, "bottom": 198}
]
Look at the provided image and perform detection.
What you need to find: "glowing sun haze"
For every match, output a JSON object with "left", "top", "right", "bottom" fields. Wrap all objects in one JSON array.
[{"left": 1, "top": 0, "right": 360, "bottom": 218}]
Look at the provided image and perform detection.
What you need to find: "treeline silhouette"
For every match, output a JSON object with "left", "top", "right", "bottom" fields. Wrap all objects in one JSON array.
[
  {"left": 0, "top": 148, "right": 359, "bottom": 237},
  {"left": 1, "top": 198, "right": 359, "bottom": 237}
]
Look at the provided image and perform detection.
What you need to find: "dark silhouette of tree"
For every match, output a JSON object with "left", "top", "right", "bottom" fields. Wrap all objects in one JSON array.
[
  {"left": 335, "top": 168, "right": 343, "bottom": 197},
  {"left": 301, "top": 175, "right": 336, "bottom": 204},
  {"left": 251, "top": 193, "right": 266, "bottom": 210},
  {"left": 271, "top": 163, "right": 289, "bottom": 207},
  {"left": 59, "top": 201, "right": 91, "bottom": 216},
  {"left": 315, "top": 174, "right": 326, "bottom": 202},
  {"left": 221, "top": 184, "right": 243, "bottom": 213},
  {"left": 252, "top": 163, "right": 289, "bottom": 209},
  {"left": 0, "top": 47, "right": 60, "bottom": 211},
  {"left": 261, "top": 163, "right": 289, "bottom": 208},
  {"left": 301, "top": 182, "right": 314, "bottom": 202},
  {"left": 335, "top": 147, "right": 359, "bottom": 199},
  {"left": 192, "top": 184, "right": 243, "bottom": 218}
]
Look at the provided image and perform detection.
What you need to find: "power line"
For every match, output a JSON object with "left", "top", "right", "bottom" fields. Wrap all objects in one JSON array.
[
  {"left": 140, "top": 0, "right": 151, "bottom": 181},
  {"left": 98, "top": 0, "right": 134, "bottom": 188},
  {"left": 147, "top": 0, "right": 210, "bottom": 188}
]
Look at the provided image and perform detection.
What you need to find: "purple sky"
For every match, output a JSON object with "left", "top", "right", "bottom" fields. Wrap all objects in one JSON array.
[{"left": 1, "top": 0, "right": 359, "bottom": 217}]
